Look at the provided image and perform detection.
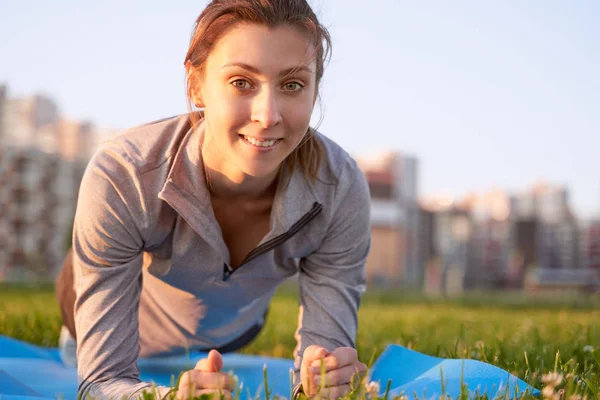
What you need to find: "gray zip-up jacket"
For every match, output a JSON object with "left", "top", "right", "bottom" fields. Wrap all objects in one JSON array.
[{"left": 72, "top": 114, "right": 370, "bottom": 399}]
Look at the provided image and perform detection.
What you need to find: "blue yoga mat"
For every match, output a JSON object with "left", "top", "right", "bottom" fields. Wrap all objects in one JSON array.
[{"left": 0, "top": 335, "right": 539, "bottom": 400}]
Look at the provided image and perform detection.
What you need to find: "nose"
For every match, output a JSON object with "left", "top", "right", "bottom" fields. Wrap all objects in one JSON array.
[{"left": 251, "top": 88, "right": 282, "bottom": 129}]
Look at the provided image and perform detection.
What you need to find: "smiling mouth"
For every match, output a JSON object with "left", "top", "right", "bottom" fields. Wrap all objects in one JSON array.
[{"left": 240, "top": 134, "right": 281, "bottom": 148}]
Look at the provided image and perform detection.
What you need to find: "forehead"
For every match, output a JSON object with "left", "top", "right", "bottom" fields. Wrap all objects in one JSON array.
[{"left": 206, "top": 23, "right": 317, "bottom": 75}]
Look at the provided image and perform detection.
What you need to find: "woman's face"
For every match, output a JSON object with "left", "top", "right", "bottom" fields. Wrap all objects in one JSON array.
[{"left": 192, "top": 23, "right": 317, "bottom": 178}]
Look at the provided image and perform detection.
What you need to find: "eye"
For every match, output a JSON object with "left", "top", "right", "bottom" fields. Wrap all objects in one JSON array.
[
  {"left": 282, "top": 82, "right": 304, "bottom": 92},
  {"left": 231, "top": 79, "right": 253, "bottom": 90}
]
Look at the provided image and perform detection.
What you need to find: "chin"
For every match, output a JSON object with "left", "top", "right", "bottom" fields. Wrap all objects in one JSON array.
[{"left": 239, "top": 161, "right": 282, "bottom": 178}]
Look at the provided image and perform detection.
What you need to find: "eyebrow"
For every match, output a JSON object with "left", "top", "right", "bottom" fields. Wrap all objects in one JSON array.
[{"left": 221, "top": 62, "right": 313, "bottom": 76}]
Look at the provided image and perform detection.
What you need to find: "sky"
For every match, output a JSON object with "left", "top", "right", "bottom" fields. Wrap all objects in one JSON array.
[{"left": 1, "top": 1, "right": 599, "bottom": 218}]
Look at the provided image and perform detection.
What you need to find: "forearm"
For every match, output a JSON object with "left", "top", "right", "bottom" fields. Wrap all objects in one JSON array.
[{"left": 81, "top": 378, "right": 172, "bottom": 400}]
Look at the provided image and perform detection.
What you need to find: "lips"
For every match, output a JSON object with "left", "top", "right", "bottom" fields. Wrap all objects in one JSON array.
[{"left": 240, "top": 135, "right": 281, "bottom": 148}]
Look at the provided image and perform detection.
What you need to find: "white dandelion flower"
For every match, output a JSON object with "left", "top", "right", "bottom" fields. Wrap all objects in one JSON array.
[
  {"left": 366, "top": 381, "right": 381, "bottom": 397},
  {"left": 541, "top": 372, "right": 563, "bottom": 387}
]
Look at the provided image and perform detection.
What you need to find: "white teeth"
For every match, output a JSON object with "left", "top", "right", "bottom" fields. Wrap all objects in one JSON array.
[{"left": 244, "top": 136, "right": 277, "bottom": 147}]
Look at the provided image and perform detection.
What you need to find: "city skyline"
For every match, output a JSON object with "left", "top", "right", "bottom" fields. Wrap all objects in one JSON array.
[
  {"left": 1, "top": 82, "right": 597, "bottom": 221},
  {"left": 1, "top": 0, "right": 599, "bottom": 217},
  {"left": 1, "top": 84, "right": 598, "bottom": 286}
]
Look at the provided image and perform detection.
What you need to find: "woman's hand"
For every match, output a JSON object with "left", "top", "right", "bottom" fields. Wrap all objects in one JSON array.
[
  {"left": 301, "top": 345, "right": 367, "bottom": 399},
  {"left": 176, "top": 349, "right": 236, "bottom": 400}
]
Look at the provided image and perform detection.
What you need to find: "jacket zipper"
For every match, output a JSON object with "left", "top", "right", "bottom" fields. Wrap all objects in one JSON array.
[{"left": 223, "top": 202, "right": 323, "bottom": 281}]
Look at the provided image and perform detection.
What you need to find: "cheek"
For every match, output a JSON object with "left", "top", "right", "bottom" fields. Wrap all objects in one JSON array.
[
  {"left": 204, "top": 90, "right": 249, "bottom": 130},
  {"left": 282, "top": 98, "right": 314, "bottom": 134}
]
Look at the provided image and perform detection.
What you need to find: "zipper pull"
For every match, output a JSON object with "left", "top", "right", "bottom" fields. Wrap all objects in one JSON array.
[{"left": 223, "top": 263, "right": 233, "bottom": 281}]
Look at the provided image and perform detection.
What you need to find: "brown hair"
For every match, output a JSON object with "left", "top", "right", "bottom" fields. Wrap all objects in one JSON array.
[{"left": 184, "top": 0, "right": 331, "bottom": 182}]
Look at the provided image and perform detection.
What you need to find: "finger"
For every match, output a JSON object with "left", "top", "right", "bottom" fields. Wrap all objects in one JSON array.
[
  {"left": 176, "top": 377, "right": 233, "bottom": 400},
  {"left": 177, "top": 371, "right": 197, "bottom": 395},
  {"left": 310, "top": 347, "right": 357, "bottom": 373},
  {"left": 191, "top": 389, "right": 233, "bottom": 400},
  {"left": 303, "top": 345, "right": 330, "bottom": 367},
  {"left": 317, "top": 383, "right": 352, "bottom": 400},
  {"left": 301, "top": 345, "right": 331, "bottom": 396},
  {"left": 313, "top": 363, "right": 368, "bottom": 387},
  {"left": 195, "top": 349, "right": 224, "bottom": 372},
  {"left": 187, "top": 370, "right": 237, "bottom": 391}
]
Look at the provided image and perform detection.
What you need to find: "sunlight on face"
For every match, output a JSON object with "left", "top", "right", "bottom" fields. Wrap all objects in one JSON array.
[{"left": 195, "top": 23, "right": 318, "bottom": 179}]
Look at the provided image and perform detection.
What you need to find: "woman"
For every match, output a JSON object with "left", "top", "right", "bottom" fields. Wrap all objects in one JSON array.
[{"left": 55, "top": 0, "right": 371, "bottom": 399}]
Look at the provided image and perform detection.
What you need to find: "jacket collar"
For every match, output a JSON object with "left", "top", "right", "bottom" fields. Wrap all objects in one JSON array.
[{"left": 158, "top": 118, "right": 321, "bottom": 256}]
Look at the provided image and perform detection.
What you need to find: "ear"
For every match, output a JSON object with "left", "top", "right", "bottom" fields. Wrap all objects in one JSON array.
[{"left": 186, "top": 61, "right": 204, "bottom": 108}]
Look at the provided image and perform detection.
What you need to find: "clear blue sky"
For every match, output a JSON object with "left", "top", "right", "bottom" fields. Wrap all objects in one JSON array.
[{"left": 1, "top": 1, "right": 598, "bottom": 218}]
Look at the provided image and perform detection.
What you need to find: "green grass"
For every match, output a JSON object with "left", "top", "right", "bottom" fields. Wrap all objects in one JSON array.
[
  {"left": 0, "top": 283, "right": 62, "bottom": 347},
  {"left": 1, "top": 283, "right": 599, "bottom": 399}
]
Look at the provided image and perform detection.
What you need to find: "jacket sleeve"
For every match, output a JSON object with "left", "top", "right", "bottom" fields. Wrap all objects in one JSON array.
[
  {"left": 293, "top": 161, "right": 371, "bottom": 387},
  {"left": 72, "top": 142, "right": 171, "bottom": 400}
]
